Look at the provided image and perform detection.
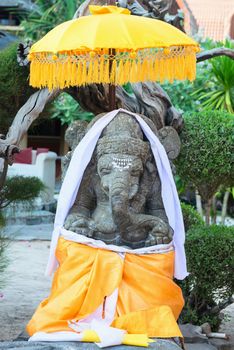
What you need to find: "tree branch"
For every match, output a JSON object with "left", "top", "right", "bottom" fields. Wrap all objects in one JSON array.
[
  {"left": 196, "top": 48, "right": 234, "bottom": 63},
  {"left": 0, "top": 89, "right": 60, "bottom": 171}
]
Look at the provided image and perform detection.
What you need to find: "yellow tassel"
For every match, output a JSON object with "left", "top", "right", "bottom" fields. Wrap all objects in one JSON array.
[
  {"left": 59, "top": 62, "right": 65, "bottom": 89},
  {"left": 167, "top": 57, "right": 174, "bottom": 83},
  {"left": 77, "top": 60, "right": 83, "bottom": 85},
  {"left": 42, "top": 62, "right": 48, "bottom": 87},
  {"left": 37, "top": 61, "right": 42, "bottom": 87},
  {"left": 47, "top": 62, "right": 52, "bottom": 88},
  {"left": 103, "top": 60, "right": 110, "bottom": 84},
  {"left": 62, "top": 61, "right": 67, "bottom": 87},
  {"left": 89, "top": 51, "right": 96, "bottom": 58},
  {"left": 148, "top": 59, "right": 155, "bottom": 81},
  {"left": 87, "top": 60, "right": 93, "bottom": 83},
  {"left": 92, "top": 58, "right": 99, "bottom": 83},
  {"left": 130, "top": 60, "right": 138, "bottom": 82},
  {"left": 123, "top": 60, "right": 131, "bottom": 84},
  {"left": 47, "top": 63, "right": 53, "bottom": 91},
  {"left": 163, "top": 58, "right": 169, "bottom": 81},
  {"left": 61, "top": 62, "right": 66, "bottom": 88},
  {"left": 53, "top": 61, "right": 57, "bottom": 89},
  {"left": 99, "top": 56, "right": 105, "bottom": 83},
  {"left": 81, "top": 60, "right": 87, "bottom": 86},
  {"left": 158, "top": 58, "right": 165, "bottom": 83},
  {"left": 174, "top": 55, "right": 182, "bottom": 80},
  {"left": 117, "top": 59, "right": 124, "bottom": 85},
  {"left": 29, "top": 60, "right": 35, "bottom": 86},
  {"left": 31, "top": 60, "right": 37, "bottom": 87},
  {"left": 70, "top": 60, "right": 76, "bottom": 86},
  {"left": 129, "top": 51, "right": 137, "bottom": 59},
  {"left": 29, "top": 45, "right": 198, "bottom": 89},
  {"left": 141, "top": 59, "right": 148, "bottom": 81},
  {"left": 163, "top": 47, "right": 171, "bottom": 56},
  {"left": 55, "top": 61, "right": 61, "bottom": 88},
  {"left": 135, "top": 59, "right": 142, "bottom": 82},
  {"left": 110, "top": 59, "right": 117, "bottom": 84},
  {"left": 64, "top": 61, "right": 70, "bottom": 87},
  {"left": 68, "top": 58, "right": 73, "bottom": 86},
  {"left": 73, "top": 61, "right": 79, "bottom": 86},
  {"left": 187, "top": 53, "right": 196, "bottom": 81}
]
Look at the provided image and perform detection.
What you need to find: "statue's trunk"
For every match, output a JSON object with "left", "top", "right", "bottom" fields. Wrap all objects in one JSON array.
[{"left": 110, "top": 173, "right": 131, "bottom": 231}]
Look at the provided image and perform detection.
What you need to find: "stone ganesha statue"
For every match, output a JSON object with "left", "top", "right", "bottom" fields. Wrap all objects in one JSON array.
[{"left": 64, "top": 111, "right": 180, "bottom": 248}]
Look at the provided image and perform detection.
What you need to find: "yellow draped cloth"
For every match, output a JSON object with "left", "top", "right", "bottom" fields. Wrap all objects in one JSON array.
[{"left": 27, "top": 237, "right": 184, "bottom": 338}]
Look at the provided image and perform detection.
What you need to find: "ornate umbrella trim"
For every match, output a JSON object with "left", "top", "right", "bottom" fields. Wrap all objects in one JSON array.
[{"left": 28, "top": 45, "right": 198, "bottom": 90}]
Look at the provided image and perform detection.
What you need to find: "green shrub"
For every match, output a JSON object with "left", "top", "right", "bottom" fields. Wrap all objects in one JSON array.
[
  {"left": 176, "top": 111, "right": 234, "bottom": 200},
  {"left": 181, "top": 202, "right": 204, "bottom": 232},
  {"left": 0, "top": 176, "right": 45, "bottom": 209},
  {"left": 0, "top": 176, "right": 44, "bottom": 286},
  {"left": 176, "top": 110, "right": 234, "bottom": 224},
  {"left": 180, "top": 225, "right": 234, "bottom": 329},
  {"left": 0, "top": 176, "right": 45, "bottom": 228}
]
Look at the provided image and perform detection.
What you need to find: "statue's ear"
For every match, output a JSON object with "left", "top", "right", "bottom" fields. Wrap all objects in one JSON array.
[{"left": 158, "top": 126, "right": 181, "bottom": 160}]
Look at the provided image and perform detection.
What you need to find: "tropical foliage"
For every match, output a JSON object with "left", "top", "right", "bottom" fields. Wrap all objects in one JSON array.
[
  {"left": 21, "top": 0, "right": 81, "bottom": 41},
  {"left": 162, "top": 38, "right": 234, "bottom": 114},
  {"left": 51, "top": 93, "right": 94, "bottom": 125},
  {"left": 193, "top": 39, "right": 234, "bottom": 113}
]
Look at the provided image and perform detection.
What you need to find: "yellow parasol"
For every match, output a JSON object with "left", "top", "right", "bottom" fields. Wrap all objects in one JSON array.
[{"left": 28, "top": 5, "right": 199, "bottom": 109}]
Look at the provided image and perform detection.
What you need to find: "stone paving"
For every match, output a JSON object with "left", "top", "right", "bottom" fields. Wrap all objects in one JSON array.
[
  {"left": 0, "top": 239, "right": 51, "bottom": 341},
  {"left": 2, "top": 224, "right": 53, "bottom": 241}
]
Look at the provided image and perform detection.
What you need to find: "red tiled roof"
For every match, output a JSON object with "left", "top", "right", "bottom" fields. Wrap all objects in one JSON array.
[{"left": 176, "top": 0, "right": 234, "bottom": 41}]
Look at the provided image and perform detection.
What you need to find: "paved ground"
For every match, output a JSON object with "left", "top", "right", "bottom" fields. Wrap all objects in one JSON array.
[
  {"left": 2, "top": 224, "right": 53, "bottom": 241},
  {"left": 0, "top": 239, "right": 52, "bottom": 341}
]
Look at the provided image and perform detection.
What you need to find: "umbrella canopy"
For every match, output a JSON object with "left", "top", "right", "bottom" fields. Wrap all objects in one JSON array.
[{"left": 28, "top": 5, "right": 199, "bottom": 90}]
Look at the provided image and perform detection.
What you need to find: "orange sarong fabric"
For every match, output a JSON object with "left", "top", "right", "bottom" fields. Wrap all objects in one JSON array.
[{"left": 27, "top": 238, "right": 184, "bottom": 338}]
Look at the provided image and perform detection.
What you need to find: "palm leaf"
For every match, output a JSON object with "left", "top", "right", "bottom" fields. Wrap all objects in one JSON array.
[{"left": 193, "top": 39, "right": 234, "bottom": 113}]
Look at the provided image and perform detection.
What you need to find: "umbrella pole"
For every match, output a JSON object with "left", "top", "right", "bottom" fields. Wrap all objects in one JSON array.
[
  {"left": 109, "top": 47, "right": 116, "bottom": 111},
  {"left": 109, "top": 84, "right": 116, "bottom": 111}
]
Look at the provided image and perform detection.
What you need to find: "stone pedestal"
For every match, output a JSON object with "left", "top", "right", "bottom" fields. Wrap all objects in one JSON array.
[{"left": 0, "top": 340, "right": 181, "bottom": 350}]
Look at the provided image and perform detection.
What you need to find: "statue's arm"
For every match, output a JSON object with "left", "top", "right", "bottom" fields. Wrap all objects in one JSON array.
[
  {"left": 145, "top": 176, "right": 169, "bottom": 223},
  {"left": 64, "top": 167, "right": 96, "bottom": 234}
]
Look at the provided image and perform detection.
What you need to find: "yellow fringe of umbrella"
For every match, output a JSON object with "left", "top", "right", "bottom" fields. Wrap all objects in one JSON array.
[{"left": 28, "top": 46, "right": 198, "bottom": 90}]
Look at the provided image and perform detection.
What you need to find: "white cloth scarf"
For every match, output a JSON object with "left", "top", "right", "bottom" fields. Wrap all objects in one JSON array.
[{"left": 46, "top": 108, "right": 188, "bottom": 280}]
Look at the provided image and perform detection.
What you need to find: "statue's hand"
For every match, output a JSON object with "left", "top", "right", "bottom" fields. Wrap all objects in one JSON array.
[
  {"left": 88, "top": 219, "right": 116, "bottom": 235},
  {"left": 145, "top": 220, "right": 173, "bottom": 246},
  {"left": 64, "top": 214, "right": 94, "bottom": 237}
]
